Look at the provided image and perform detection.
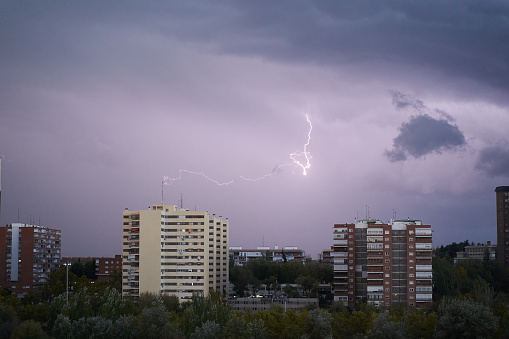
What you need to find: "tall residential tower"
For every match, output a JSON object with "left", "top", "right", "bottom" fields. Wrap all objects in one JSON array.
[
  {"left": 122, "top": 204, "right": 229, "bottom": 301},
  {"left": 496, "top": 186, "right": 509, "bottom": 268},
  {"left": 0, "top": 223, "right": 61, "bottom": 295},
  {"left": 333, "top": 219, "right": 432, "bottom": 309}
]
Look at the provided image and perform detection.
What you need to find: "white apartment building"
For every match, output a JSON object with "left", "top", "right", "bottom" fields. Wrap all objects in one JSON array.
[{"left": 122, "top": 204, "right": 229, "bottom": 301}]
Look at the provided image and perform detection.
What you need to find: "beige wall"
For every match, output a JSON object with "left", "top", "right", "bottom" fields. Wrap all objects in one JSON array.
[{"left": 138, "top": 209, "right": 162, "bottom": 295}]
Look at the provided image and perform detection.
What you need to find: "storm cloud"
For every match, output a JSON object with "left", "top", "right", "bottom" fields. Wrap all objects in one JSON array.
[
  {"left": 385, "top": 114, "right": 467, "bottom": 162},
  {"left": 476, "top": 141, "right": 509, "bottom": 178}
]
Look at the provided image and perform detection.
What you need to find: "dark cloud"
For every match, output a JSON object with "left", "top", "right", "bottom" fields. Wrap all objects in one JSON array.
[
  {"left": 385, "top": 114, "right": 466, "bottom": 162},
  {"left": 476, "top": 141, "right": 509, "bottom": 177},
  {"left": 2, "top": 1, "right": 509, "bottom": 102},
  {"left": 390, "top": 90, "right": 426, "bottom": 112}
]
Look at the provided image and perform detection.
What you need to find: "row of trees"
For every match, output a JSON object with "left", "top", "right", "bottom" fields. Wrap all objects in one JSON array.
[
  {"left": 229, "top": 256, "right": 333, "bottom": 299},
  {"left": 3, "top": 284, "right": 506, "bottom": 339}
]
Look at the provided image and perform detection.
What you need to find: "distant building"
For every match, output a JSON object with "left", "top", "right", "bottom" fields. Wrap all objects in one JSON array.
[
  {"left": 96, "top": 255, "right": 122, "bottom": 281},
  {"left": 229, "top": 246, "right": 305, "bottom": 266},
  {"left": 122, "top": 204, "right": 229, "bottom": 301},
  {"left": 0, "top": 159, "right": 2, "bottom": 221},
  {"left": 333, "top": 219, "right": 432, "bottom": 309},
  {"left": 0, "top": 223, "right": 61, "bottom": 295},
  {"left": 454, "top": 241, "right": 496, "bottom": 264},
  {"left": 321, "top": 247, "right": 334, "bottom": 265},
  {"left": 496, "top": 186, "right": 509, "bottom": 269},
  {"left": 228, "top": 297, "right": 318, "bottom": 312},
  {"left": 61, "top": 257, "right": 96, "bottom": 265},
  {"left": 61, "top": 256, "right": 122, "bottom": 281}
]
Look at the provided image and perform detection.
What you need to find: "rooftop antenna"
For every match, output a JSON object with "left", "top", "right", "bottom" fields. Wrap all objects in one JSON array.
[
  {"left": 180, "top": 193, "right": 183, "bottom": 209},
  {"left": 161, "top": 181, "right": 164, "bottom": 204},
  {"left": 365, "top": 205, "right": 368, "bottom": 219}
]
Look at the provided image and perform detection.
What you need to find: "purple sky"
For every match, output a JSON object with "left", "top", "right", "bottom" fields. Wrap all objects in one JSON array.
[{"left": 1, "top": 1, "right": 509, "bottom": 258}]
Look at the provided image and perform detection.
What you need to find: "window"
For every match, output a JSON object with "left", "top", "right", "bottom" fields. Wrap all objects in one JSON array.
[
  {"left": 385, "top": 288, "right": 390, "bottom": 292},
  {"left": 385, "top": 230, "right": 389, "bottom": 234},
  {"left": 385, "top": 266, "right": 390, "bottom": 270},
  {"left": 409, "top": 295, "right": 414, "bottom": 299},
  {"left": 410, "top": 302, "right": 414, "bottom": 306},
  {"left": 385, "top": 281, "right": 390, "bottom": 285},
  {"left": 409, "top": 259, "right": 414, "bottom": 263},
  {"left": 409, "top": 288, "right": 414, "bottom": 292},
  {"left": 409, "top": 238, "right": 413, "bottom": 242},
  {"left": 385, "top": 259, "right": 390, "bottom": 263},
  {"left": 409, "top": 280, "right": 414, "bottom": 285},
  {"left": 349, "top": 229, "right": 353, "bottom": 232},
  {"left": 349, "top": 260, "right": 353, "bottom": 263},
  {"left": 385, "top": 295, "right": 390, "bottom": 299},
  {"left": 385, "top": 273, "right": 390, "bottom": 278},
  {"left": 409, "top": 245, "right": 414, "bottom": 248},
  {"left": 385, "top": 244, "right": 390, "bottom": 248},
  {"left": 349, "top": 278, "right": 353, "bottom": 282},
  {"left": 385, "top": 237, "right": 390, "bottom": 241},
  {"left": 409, "top": 266, "right": 414, "bottom": 270},
  {"left": 409, "top": 252, "right": 414, "bottom": 256},
  {"left": 349, "top": 235, "right": 353, "bottom": 238},
  {"left": 385, "top": 252, "right": 390, "bottom": 256},
  {"left": 409, "top": 274, "right": 414, "bottom": 278}
]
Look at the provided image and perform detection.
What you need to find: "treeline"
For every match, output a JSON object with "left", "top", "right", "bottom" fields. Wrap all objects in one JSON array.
[
  {"left": 229, "top": 257, "right": 333, "bottom": 299},
  {"left": 2, "top": 284, "right": 507, "bottom": 338}
]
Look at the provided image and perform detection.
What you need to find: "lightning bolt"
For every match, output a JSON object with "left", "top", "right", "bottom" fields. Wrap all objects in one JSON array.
[
  {"left": 164, "top": 114, "right": 313, "bottom": 186},
  {"left": 289, "top": 114, "right": 312, "bottom": 176},
  {"left": 164, "top": 170, "right": 233, "bottom": 186}
]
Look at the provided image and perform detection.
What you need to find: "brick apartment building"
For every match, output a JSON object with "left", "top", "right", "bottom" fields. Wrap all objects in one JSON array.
[
  {"left": 333, "top": 219, "right": 432, "bottom": 309},
  {"left": 0, "top": 223, "right": 61, "bottom": 295}
]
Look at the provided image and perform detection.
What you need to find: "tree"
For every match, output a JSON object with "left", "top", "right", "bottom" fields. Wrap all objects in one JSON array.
[
  {"left": 304, "top": 308, "right": 333, "bottom": 339},
  {"left": 84, "top": 261, "right": 97, "bottom": 280},
  {"left": 11, "top": 319, "right": 49, "bottom": 339},
  {"left": 366, "top": 311, "right": 405, "bottom": 339},
  {"left": 70, "top": 261, "right": 85, "bottom": 277},
  {"left": 190, "top": 320, "right": 220, "bottom": 339},
  {"left": 435, "top": 298, "right": 498, "bottom": 339}
]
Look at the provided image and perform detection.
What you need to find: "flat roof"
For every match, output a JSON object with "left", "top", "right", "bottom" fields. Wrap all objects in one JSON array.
[{"left": 495, "top": 186, "right": 509, "bottom": 192}]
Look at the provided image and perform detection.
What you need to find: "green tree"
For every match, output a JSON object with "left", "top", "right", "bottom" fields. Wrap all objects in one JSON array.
[
  {"left": 435, "top": 298, "right": 498, "bottom": 339},
  {"left": 84, "top": 261, "right": 97, "bottom": 280},
  {"left": 10, "top": 319, "right": 49, "bottom": 339},
  {"left": 366, "top": 311, "right": 404, "bottom": 339},
  {"left": 304, "top": 308, "right": 333, "bottom": 339},
  {"left": 0, "top": 302, "right": 19, "bottom": 339}
]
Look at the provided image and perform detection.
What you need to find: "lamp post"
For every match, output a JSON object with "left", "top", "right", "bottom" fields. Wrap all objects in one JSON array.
[{"left": 64, "top": 262, "right": 71, "bottom": 304}]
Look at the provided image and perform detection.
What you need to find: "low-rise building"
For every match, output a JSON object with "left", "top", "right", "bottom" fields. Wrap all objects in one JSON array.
[
  {"left": 229, "top": 246, "right": 305, "bottom": 266},
  {"left": 454, "top": 241, "right": 496, "bottom": 264}
]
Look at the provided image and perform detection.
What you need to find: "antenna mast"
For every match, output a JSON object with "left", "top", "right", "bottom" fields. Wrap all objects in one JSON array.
[{"left": 161, "top": 181, "right": 164, "bottom": 204}]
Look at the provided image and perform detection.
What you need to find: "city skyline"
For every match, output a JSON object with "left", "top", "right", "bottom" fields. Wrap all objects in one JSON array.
[{"left": 1, "top": 2, "right": 508, "bottom": 258}]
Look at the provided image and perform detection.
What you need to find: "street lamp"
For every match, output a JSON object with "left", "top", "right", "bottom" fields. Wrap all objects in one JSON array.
[{"left": 64, "top": 262, "right": 71, "bottom": 304}]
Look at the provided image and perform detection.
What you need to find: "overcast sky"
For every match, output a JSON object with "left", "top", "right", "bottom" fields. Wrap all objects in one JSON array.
[{"left": 1, "top": 1, "right": 509, "bottom": 258}]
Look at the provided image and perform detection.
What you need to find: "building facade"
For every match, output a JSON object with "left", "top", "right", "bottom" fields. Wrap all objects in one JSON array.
[
  {"left": 454, "top": 241, "right": 496, "bottom": 264},
  {"left": 0, "top": 223, "right": 61, "bottom": 295},
  {"left": 333, "top": 219, "right": 432, "bottom": 309},
  {"left": 96, "top": 255, "right": 122, "bottom": 281},
  {"left": 229, "top": 246, "right": 305, "bottom": 266},
  {"left": 496, "top": 186, "right": 509, "bottom": 269},
  {"left": 122, "top": 204, "right": 229, "bottom": 301}
]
